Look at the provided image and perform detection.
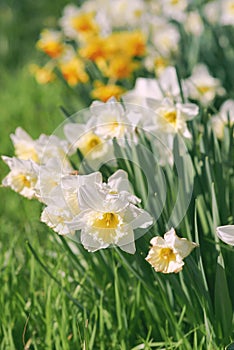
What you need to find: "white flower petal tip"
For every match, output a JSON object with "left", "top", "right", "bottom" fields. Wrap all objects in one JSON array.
[
  {"left": 216, "top": 225, "right": 234, "bottom": 246},
  {"left": 146, "top": 228, "right": 198, "bottom": 274}
]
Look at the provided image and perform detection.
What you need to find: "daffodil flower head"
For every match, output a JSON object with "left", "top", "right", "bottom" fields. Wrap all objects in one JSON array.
[
  {"left": 2, "top": 156, "right": 39, "bottom": 199},
  {"left": 146, "top": 228, "right": 198, "bottom": 273},
  {"left": 185, "top": 64, "right": 225, "bottom": 106},
  {"left": 40, "top": 172, "right": 102, "bottom": 235},
  {"left": 67, "top": 170, "right": 153, "bottom": 254}
]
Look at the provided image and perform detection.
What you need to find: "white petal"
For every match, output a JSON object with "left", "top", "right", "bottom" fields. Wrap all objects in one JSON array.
[
  {"left": 124, "top": 205, "right": 153, "bottom": 230},
  {"left": 108, "top": 170, "right": 130, "bottom": 192},
  {"left": 63, "top": 123, "right": 86, "bottom": 144},
  {"left": 78, "top": 184, "right": 106, "bottom": 211},
  {"left": 81, "top": 228, "right": 109, "bottom": 252},
  {"left": 177, "top": 102, "right": 199, "bottom": 120},
  {"left": 117, "top": 227, "right": 136, "bottom": 254},
  {"left": 217, "top": 225, "right": 234, "bottom": 246}
]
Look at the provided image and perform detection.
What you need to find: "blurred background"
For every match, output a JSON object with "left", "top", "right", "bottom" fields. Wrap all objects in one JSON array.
[{"left": 0, "top": 2, "right": 81, "bottom": 348}]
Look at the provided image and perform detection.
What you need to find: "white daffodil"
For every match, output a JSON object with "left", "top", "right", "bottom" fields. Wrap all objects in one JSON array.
[
  {"left": 67, "top": 170, "right": 153, "bottom": 254},
  {"left": 59, "top": 4, "right": 99, "bottom": 41},
  {"left": 203, "top": 1, "right": 220, "bottom": 24},
  {"left": 64, "top": 122, "right": 114, "bottom": 168},
  {"left": 185, "top": 64, "right": 225, "bottom": 106},
  {"left": 2, "top": 156, "right": 38, "bottom": 199},
  {"left": 41, "top": 172, "right": 102, "bottom": 235},
  {"left": 184, "top": 11, "right": 204, "bottom": 37},
  {"left": 34, "top": 157, "right": 72, "bottom": 203},
  {"left": 124, "top": 66, "right": 186, "bottom": 106},
  {"left": 146, "top": 228, "right": 198, "bottom": 273},
  {"left": 159, "top": 0, "right": 188, "bottom": 21},
  {"left": 10, "top": 127, "right": 71, "bottom": 167},
  {"left": 90, "top": 99, "right": 127, "bottom": 140},
  {"left": 10, "top": 127, "right": 40, "bottom": 163},
  {"left": 221, "top": 0, "right": 234, "bottom": 26},
  {"left": 146, "top": 98, "right": 199, "bottom": 138},
  {"left": 100, "top": 0, "right": 146, "bottom": 29},
  {"left": 217, "top": 225, "right": 234, "bottom": 246},
  {"left": 150, "top": 19, "right": 180, "bottom": 56},
  {"left": 211, "top": 99, "right": 234, "bottom": 139},
  {"left": 123, "top": 77, "right": 163, "bottom": 107}
]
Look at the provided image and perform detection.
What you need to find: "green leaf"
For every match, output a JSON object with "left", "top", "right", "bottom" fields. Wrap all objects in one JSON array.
[{"left": 214, "top": 254, "right": 233, "bottom": 341}]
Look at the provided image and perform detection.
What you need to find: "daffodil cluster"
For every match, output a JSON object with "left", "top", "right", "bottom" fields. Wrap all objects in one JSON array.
[
  {"left": 31, "top": 0, "right": 218, "bottom": 103},
  {"left": 2, "top": 93, "right": 199, "bottom": 270}
]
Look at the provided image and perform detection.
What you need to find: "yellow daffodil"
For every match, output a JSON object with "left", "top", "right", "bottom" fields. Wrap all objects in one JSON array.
[
  {"left": 36, "top": 29, "right": 64, "bottom": 59},
  {"left": 59, "top": 57, "right": 89, "bottom": 86},
  {"left": 91, "top": 82, "right": 125, "bottom": 102},
  {"left": 146, "top": 228, "right": 198, "bottom": 273}
]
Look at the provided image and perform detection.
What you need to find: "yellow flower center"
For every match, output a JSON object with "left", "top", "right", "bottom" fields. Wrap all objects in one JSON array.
[
  {"left": 12, "top": 173, "right": 35, "bottom": 192},
  {"left": 134, "top": 9, "right": 143, "bottom": 18},
  {"left": 159, "top": 248, "right": 176, "bottom": 261},
  {"left": 163, "top": 110, "right": 177, "bottom": 125},
  {"left": 197, "top": 85, "right": 211, "bottom": 94},
  {"left": 170, "top": 0, "right": 179, "bottom": 5},
  {"left": 78, "top": 133, "right": 103, "bottom": 156},
  {"left": 15, "top": 143, "right": 39, "bottom": 163},
  {"left": 228, "top": 3, "right": 234, "bottom": 14},
  {"left": 92, "top": 213, "right": 119, "bottom": 229},
  {"left": 71, "top": 13, "right": 98, "bottom": 34}
]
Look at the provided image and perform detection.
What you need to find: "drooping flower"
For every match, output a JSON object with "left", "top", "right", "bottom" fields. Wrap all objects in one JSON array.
[
  {"left": 216, "top": 225, "right": 234, "bottom": 246},
  {"left": 10, "top": 127, "right": 71, "bottom": 167},
  {"left": 64, "top": 121, "right": 114, "bottom": 168},
  {"left": 146, "top": 228, "right": 198, "bottom": 273},
  {"left": 2, "top": 156, "right": 39, "bottom": 199},
  {"left": 184, "top": 64, "right": 225, "bottom": 106},
  {"left": 67, "top": 170, "right": 153, "bottom": 254},
  {"left": 146, "top": 97, "right": 199, "bottom": 138}
]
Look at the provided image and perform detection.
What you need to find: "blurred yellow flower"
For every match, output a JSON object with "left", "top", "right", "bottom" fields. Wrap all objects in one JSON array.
[
  {"left": 59, "top": 57, "right": 89, "bottom": 86},
  {"left": 102, "top": 56, "right": 139, "bottom": 80},
  {"left": 36, "top": 29, "right": 64, "bottom": 59},
  {"left": 107, "top": 31, "right": 146, "bottom": 58},
  {"left": 79, "top": 36, "right": 109, "bottom": 61},
  {"left": 29, "top": 64, "right": 56, "bottom": 85},
  {"left": 91, "top": 82, "right": 125, "bottom": 102},
  {"left": 146, "top": 228, "right": 198, "bottom": 273}
]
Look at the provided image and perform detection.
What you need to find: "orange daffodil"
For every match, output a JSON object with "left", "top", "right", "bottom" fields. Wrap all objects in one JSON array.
[{"left": 146, "top": 228, "right": 198, "bottom": 273}]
